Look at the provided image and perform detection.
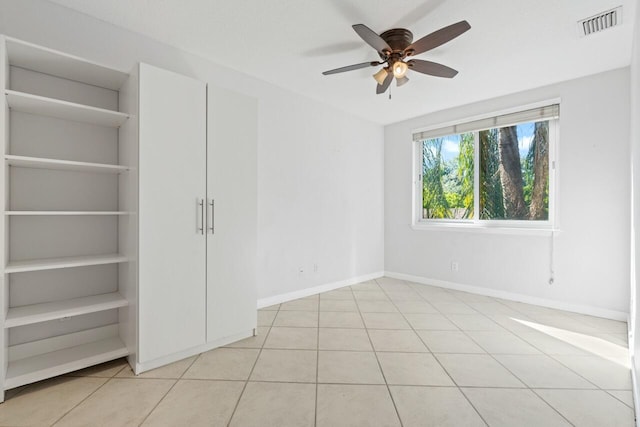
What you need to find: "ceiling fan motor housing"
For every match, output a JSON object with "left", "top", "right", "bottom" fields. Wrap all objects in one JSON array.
[{"left": 379, "top": 28, "right": 414, "bottom": 58}]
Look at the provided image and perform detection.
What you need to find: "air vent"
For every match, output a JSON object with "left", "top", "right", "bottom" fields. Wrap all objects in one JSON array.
[{"left": 578, "top": 6, "right": 622, "bottom": 37}]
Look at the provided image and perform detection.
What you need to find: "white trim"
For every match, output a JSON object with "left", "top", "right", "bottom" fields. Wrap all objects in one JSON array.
[
  {"left": 631, "top": 355, "right": 640, "bottom": 427},
  {"left": 135, "top": 329, "right": 253, "bottom": 374},
  {"left": 385, "top": 271, "right": 629, "bottom": 321},
  {"left": 257, "top": 271, "right": 385, "bottom": 308},
  {"left": 410, "top": 223, "right": 559, "bottom": 236}
]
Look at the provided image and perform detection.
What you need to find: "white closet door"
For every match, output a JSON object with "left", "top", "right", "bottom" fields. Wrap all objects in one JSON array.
[
  {"left": 138, "top": 64, "right": 206, "bottom": 362},
  {"left": 206, "top": 86, "right": 257, "bottom": 342}
]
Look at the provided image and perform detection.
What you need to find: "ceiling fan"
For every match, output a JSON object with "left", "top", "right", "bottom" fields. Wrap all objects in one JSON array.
[{"left": 322, "top": 20, "right": 471, "bottom": 94}]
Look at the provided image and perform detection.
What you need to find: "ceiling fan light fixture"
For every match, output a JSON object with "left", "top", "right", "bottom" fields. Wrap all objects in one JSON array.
[
  {"left": 373, "top": 68, "right": 388, "bottom": 85},
  {"left": 392, "top": 61, "right": 408, "bottom": 78},
  {"left": 396, "top": 76, "right": 409, "bottom": 87}
]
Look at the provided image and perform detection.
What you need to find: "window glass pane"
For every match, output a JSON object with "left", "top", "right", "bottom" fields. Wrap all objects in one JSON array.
[
  {"left": 479, "top": 121, "right": 549, "bottom": 220},
  {"left": 421, "top": 133, "right": 474, "bottom": 219}
]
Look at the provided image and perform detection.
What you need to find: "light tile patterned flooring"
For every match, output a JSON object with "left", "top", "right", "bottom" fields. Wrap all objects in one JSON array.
[{"left": 0, "top": 277, "right": 634, "bottom": 426}]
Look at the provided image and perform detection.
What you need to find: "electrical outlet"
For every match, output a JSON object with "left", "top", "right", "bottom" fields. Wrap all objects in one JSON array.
[{"left": 451, "top": 261, "right": 459, "bottom": 272}]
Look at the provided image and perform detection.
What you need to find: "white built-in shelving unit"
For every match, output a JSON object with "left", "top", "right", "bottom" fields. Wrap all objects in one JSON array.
[{"left": 0, "top": 36, "right": 137, "bottom": 397}]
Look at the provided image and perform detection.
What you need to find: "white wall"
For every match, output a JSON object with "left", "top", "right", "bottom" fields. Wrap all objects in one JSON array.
[
  {"left": 0, "top": 0, "right": 385, "bottom": 301},
  {"left": 629, "top": 0, "right": 640, "bottom": 416},
  {"left": 385, "top": 68, "right": 630, "bottom": 318}
]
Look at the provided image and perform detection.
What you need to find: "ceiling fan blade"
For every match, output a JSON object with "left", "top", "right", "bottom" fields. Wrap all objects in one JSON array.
[
  {"left": 405, "top": 20, "right": 471, "bottom": 56},
  {"left": 376, "top": 72, "right": 394, "bottom": 94},
  {"left": 353, "top": 24, "right": 392, "bottom": 55},
  {"left": 409, "top": 59, "right": 458, "bottom": 78},
  {"left": 322, "top": 61, "right": 378, "bottom": 75}
]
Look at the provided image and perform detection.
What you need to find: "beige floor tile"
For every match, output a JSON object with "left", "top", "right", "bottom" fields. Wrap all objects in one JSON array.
[
  {"left": 230, "top": 382, "right": 315, "bottom": 427},
  {"left": 225, "top": 326, "right": 269, "bottom": 348},
  {"left": 318, "top": 351, "right": 384, "bottom": 384},
  {"left": 467, "top": 302, "right": 521, "bottom": 315},
  {"left": 319, "top": 311, "right": 365, "bottom": 328},
  {"left": 273, "top": 310, "right": 319, "bottom": 327},
  {"left": 535, "top": 389, "right": 635, "bottom": 427},
  {"left": 417, "top": 330, "right": 485, "bottom": 353},
  {"left": 250, "top": 349, "right": 317, "bottom": 382},
  {"left": 385, "top": 290, "right": 420, "bottom": 301},
  {"left": 463, "top": 388, "right": 571, "bottom": 427},
  {"left": 377, "top": 353, "right": 454, "bottom": 386},
  {"left": 419, "top": 292, "right": 461, "bottom": 304},
  {"left": 485, "top": 314, "right": 541, "bottom": 333},
  {"left": 316, "top": 384, "right": 400, "bottom": 427},
  {"left": 319, "top": 328, "right": 373, "bottom": 351},
  {"left": 394, "top": 301, "right": 439, "bottom": 313},
  {"left": 257, "top": 310, "right": 277, "bottom": 326},
  {"left": 446, "top": 314, "right": 504, "bottom": 331},
  {"left": 495, "top": 354, "right": 596, "bottom": 388},
  {"left": 320, "top": 289, "right": 355, "bottom": 300},
  {"left": 66, "top": 358, "right": 128, "bottom": 378},
  {"left": 449, "top": 291, "right": 494, "bottom": 303},
  {"left": 0, "top": 377, "right": 107, "bottom": 426},
  {"left": 183, "top": 348, "right": 259, "bottom": 380},
  {"left": 436, "top": 354, "right": 525, "bottom": 387},
  {"left": 141, "top": 380, "right": 243, "bottom": 426},
  {"left": 466, "top": 331, "right": 542, "bottom": 354},
  {"left": 552, "top": 355, "right": 632, "bottom": 389},
  {"left": 362, "top": 312, "right": 411, "bottom": 329},
  {"left": 518, "top": 331, "right": 589, "bottom": 355},
  {"left": 357, "top": 300, "right": 399, "bottom": 313},
  {"left": 259, "top": 304, "right": 280, "bottom": 311},
  {"left": 319, "top": 299, "right": 359, "bottom": 312},
  {"left": 280, "top": 298, "right": 318, "bottom": 311},
  {"left": 353, "top": 290, "right": 389, "bottom": 301},
  {"left": 376, "top": 277, "right": 406, "bottom": 286},
  {"left": 607, "top": 390, "right": 635, "bottom": 408},
  {"left": 350, "top": 281, "right": 382, "bottom": 291},
  {"left": 404, "top": 313, "right": 458, "bottom": 330},
  {"left": 368, "top": 329, "right": 428, "bottom": 352},
  {"left": 576, "top": 316, "right": 628, "bottom": 334},
  {"left": 263, "top": 326, "right": 318, "bottom": 350},
  {"left": 117, "top": 356, "right": 196, "bottom": 379},
  {"left": 430, "top": 302, "right": 477, "bottom": 314},
  {"left": 390, "top": 386, "right": 485, "bottom": 427},
  {"left": 55, "top": 378, "right": 174, "bottom": 427}
]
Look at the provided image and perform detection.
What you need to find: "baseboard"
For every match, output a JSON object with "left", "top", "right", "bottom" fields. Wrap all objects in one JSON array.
[
  {"left": 385, "top": 271, "right": 628, "bottom": 321},
  {"left": 257, "top": 271, "right": 385, "bottom": 308}
]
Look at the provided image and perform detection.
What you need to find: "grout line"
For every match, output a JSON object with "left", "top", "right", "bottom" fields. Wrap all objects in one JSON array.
[
  {"left": 136, "top": 354, "right": 201, "bottom": 426},
  {"left": 379, "top": 279, "right": 489, "bottom": 427},
  {"left": 226, "top": 305, "right": 279, "bottom": 426},
  {"left": 358, "top": 278, "right": 404, "bottom": 427},
  {"left": 314, "top": 291, "right": 320, "bottom": 427}
]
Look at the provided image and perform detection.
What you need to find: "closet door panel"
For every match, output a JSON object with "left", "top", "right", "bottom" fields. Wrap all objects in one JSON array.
[
  {"left": 206, "top": 87, "right": 257, "bottom": 342},
  {"left": 138, "top": 64, "right": 206, "bottom": 362}
]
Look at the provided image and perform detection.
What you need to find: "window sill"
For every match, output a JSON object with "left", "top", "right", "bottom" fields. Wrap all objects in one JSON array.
[{"left": 410, "top": 222, "right": 559, "bottom": 236}]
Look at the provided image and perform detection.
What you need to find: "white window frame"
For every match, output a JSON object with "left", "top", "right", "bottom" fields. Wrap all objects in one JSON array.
[{"left": 411, "top": 101, "right": 560, "bottom": 235}]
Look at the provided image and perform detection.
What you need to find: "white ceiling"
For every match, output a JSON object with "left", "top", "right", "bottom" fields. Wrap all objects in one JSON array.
[{"left": 49, "top": 0, "right": 636, "bottom": 125}]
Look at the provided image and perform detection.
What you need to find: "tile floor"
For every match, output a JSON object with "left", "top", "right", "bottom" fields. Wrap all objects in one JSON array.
[{"left": 0, "top": 277, "right": 634, "bottom": 426}]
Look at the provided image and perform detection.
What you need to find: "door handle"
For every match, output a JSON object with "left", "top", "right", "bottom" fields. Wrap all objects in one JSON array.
[
  {"left": 197, "top": 198, "right": 204, "bottom": 234},
  {"left": 207, "top": 199, "right": 215, "bottom": 234}
]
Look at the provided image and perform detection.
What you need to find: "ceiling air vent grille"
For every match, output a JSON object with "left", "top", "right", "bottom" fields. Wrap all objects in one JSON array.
[{"left": 579, "top": 6, "right": 622, "bottom": 36}]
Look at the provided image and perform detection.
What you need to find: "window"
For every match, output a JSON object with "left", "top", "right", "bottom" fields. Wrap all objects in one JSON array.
[{"left": 414, "top": 104, "right": 558, "bottom": 227}]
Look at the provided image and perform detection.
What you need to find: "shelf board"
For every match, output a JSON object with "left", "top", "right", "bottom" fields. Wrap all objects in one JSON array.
[
  {"left": 5, "top": 292, "right": 128, "bottom": 328},
  {"left": 5, "top": 90, "right": 129, "bottom": 127},
  {"left": 5, "top": 211, "right": 129, "bottom": 216},
  {"left": 5, "top": 336, "right": 128, "bottom": 389},
  {"left": 6, "top": 37, "right": 128, "bottom": 91},
  {"left": 5, "top": 254, "right": 128, "bottom": 274},
  {"left": 5, "top": 155, "right": 129, "bottom": 174}
]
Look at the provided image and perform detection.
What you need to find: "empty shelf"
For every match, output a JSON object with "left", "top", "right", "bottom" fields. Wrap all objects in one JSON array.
[
  {"left": 5, "top": 90, "right": 129, "bottom": 127},
  {"left": 5, "top": 336, "right": 129, "bottom": 389},
  {"left": 5, "top": 155, "right": 129, "bottom": 173},
  {"left": 5, "top": 254, "right": 128, "bottom": 273},
  {"left": 5, "top": 293, "right": 128, "bottom": 328}
]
